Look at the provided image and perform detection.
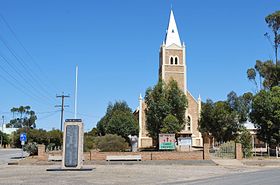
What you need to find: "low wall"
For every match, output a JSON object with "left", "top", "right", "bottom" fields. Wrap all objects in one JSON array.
[
  {"left": 88, "top": 150, "right": 203, "bottom": 161},
  {"left": 38, "top": 146, "right": 206, "bottom": 161}
]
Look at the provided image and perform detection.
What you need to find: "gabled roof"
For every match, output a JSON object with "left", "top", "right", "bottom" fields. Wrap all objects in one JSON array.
[{"left": 165, "top": 10, "right": 182, "bottom": 47}]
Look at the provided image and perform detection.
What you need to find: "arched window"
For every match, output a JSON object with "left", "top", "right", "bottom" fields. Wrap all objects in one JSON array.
[
  {"left": 186, "top": 116, "right": 191, "bottom": 131},
  {"left": 175, "top": 57, "right": 178, "bottom": 65},
  {"left": 170, "top": 57, "right": 174, "bottom": 64}
]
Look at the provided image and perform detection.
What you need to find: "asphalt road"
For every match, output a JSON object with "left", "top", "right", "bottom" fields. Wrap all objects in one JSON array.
[
  {"left": 170, "top": 168, "right": 280, "bottom": 185},
  {"left": 0, "top": 148, "right": 28, "bottom": 165}
]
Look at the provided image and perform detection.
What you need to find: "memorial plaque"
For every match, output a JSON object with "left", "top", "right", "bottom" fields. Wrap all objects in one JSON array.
[
  {"left": 65, "top": 125, "right": 79, "bottom": 167},
  {"left": 62, "top": 120, "right": 83, "bottom": 169}
]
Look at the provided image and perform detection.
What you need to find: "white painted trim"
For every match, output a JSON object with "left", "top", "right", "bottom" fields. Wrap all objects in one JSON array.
[
  {"left": 165, "top": 64, "right": 184, "bottom": 67},
  {"left": 162, "top": 45, "right": 166, "bottom": 80},
  {"left": 187, "top": 90, "right": 198, "bottom": 104},
  {"left": 138, "top": 95, "right": 143, "bottom": 147},
  {"left": 166, "top": 45, "right": 182, "bottom": 50},
  {"left": 164, "top": 71, "right": 185, "bottom": 74},
  {"left": 141, "top": 137, "right": 152, "bottom": 139},
  {"left": 183, "top": 44, "right": 187, "bottom": 94}
]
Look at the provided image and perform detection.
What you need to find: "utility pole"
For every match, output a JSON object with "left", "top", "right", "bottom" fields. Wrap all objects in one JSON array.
[{"left": 56, "top": 93, "right": 70, "bottom": 131}]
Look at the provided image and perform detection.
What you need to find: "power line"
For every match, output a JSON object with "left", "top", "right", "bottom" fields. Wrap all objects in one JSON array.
[
  {"left": 36, "top": 110, "right": 60, "bottom": 121},
  {"left": 0, "top": 63, "right": 51, "bottom": 105},
  {"left": 0, "top": 34, "right": 56, "bottom": 102},
  {"left": 0, "top": 51, "right": 55, "bottom": 105},
  {"left": 0, "top": 13, "right": 59, "bottom": 93}
]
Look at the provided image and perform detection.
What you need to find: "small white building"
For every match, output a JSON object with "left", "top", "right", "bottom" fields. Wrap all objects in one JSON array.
[{"left": 1, "top": 124, "right": 18, "bottom": 135}]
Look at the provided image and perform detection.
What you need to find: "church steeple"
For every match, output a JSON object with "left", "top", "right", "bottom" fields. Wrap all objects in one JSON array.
[{"left": 165, "top": 10, "right": 182, "bottom": 47}]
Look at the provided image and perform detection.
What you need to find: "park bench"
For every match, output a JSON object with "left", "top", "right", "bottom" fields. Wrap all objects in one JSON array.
[
  {"left": 106, "top": 155, "right": 142, "bottom": 161},
  {"left": 48, "top": 155, "right": 62, "bottom": 161}
]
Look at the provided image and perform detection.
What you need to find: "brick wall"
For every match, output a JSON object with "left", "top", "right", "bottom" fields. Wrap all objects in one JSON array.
[
  {"left": 37, "top": 144, "right": 47, "bottom": 161},
  {"left": 203, "top": 144, "right": 210, "bottom": 160},
  {"left": 42, "top": 150, "right": 205, "bottom": 161},
  {"left": 89, "top": 151, "right": 203, "bottom": 161},
  {"left": 235, "top": 143, "right": 243, "bottom": 160}
]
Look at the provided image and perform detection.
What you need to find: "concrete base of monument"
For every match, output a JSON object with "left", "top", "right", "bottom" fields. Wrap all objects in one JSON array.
[{"left": 46, "top": 167, "right": 94, "bottom": 171}]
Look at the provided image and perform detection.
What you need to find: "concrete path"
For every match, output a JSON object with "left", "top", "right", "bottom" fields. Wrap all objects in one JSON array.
[{"left": 212, "top": 159, "right": 244, "bottom": 166}]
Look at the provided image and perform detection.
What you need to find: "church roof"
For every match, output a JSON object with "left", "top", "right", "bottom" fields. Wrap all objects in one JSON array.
[{"left": 165, "top": 10, "right": 182, "bottom": 47}]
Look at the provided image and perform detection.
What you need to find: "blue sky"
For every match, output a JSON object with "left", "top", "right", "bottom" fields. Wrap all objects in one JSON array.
[{"left": 0, "top": 0, "right": 279, "bottom": 131}]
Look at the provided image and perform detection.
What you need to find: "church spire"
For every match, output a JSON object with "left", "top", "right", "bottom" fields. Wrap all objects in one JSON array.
[{"left": 165, "top": 10, "right": 182, "bottom": 47}]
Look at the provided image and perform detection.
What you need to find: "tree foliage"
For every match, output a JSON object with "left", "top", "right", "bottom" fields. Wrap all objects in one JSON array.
[
  {"left": 247, "top": 60, "right": 280, "bottom": 90},
  {"left": 235, "top": 127, "right": 253, "bottom": 158},
  {"left": 0, "top": 131, "right": 10, "bottom": 146},
  {"left": 145, "top": 79, "right": 187, "bottom": 147},
  {"left": 7, "top": 106, "right": 37, "bottom": 128},
  {"left": 247, "top": 11, "right": 280, "bottom": 90},
  {"left": 199, "top": 91, "right": 252, "bottom": 143},
  {"left": 161, "top": 114, "right": 181, "bottom": 134},
  {"left": 199, "top": 100, "right": 239, "bottom": 142},
  {"left": 227, "top": 91, "right": 253, "bottom": 123},
  {"left": 96, "top": 101, "right": 138, "bottom": 141},
  {"left": 250, "top": 86, "right": 280, "bottom": 146},
  {"left": 12, "top": 128, "right": 62, "bottom": 149},
  {"left": 265, "top": 10, "right": 280, "bottom": 64}
]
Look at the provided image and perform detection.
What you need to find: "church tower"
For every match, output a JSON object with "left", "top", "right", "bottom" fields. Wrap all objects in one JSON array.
[{"left": 159, "top": 10, "right": 186, "bottom": 93}]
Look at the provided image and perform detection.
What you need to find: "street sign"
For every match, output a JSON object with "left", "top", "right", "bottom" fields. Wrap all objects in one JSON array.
[
  {"left": 21, "top": 141, "right": 25, "bottom": 146},
  {"left": 20, "top": 133, "right": 27, "bottom": 142}
]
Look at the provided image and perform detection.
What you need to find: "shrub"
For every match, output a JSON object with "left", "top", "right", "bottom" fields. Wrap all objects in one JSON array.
[
  {"left": 12, "top": 128, "right": 48, "bottom": 148},
  {"left": 23, "top": 142, "right": 38, "bottom": 156},
  {"left": 48, "top": 129, "right": 63, "bottom": 147},
  {"left": 95, "top": 134, "right": 128, "bottom": 152},
  {"left": 12, "top": 128, "right": 62, "bottom": 149},
  {"left": 235, "top": 128, "right": 252, "bottom": 158},
  {"left": 84, "top": 135, "right": 97, "bottom": 152}
]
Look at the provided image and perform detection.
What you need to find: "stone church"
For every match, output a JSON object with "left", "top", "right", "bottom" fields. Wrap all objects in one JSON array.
[{"left": 137, "top": 10, "right": 202, "bottom": 148}]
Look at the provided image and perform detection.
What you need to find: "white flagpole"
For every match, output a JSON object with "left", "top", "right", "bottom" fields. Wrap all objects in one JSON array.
[{"left": 74, "top": 65, "right": 78, "bottom": 119}]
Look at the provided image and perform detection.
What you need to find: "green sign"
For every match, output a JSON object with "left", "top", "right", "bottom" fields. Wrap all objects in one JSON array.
[
  {"left": 159, "top": 134, "right": 176, "bottom": 150},
  {"left": 159, "top": 142, "right": 175, "bottom": 150}
]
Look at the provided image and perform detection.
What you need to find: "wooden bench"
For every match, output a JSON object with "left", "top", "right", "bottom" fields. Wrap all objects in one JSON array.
[{"left": 106, "top": 155, "right": 142, "bottom": 161}]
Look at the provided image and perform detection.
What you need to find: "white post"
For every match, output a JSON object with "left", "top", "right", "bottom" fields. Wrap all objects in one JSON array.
[
  {"left": 138, "top": 94, "right": 143, "bottom": 148},
  {"left": 277, "top": 144, "right": 279, "bottom": 159},
  {"left": 252, "top": 135, "right": 254, "bottom": 156},
  {"left": 74, "top": 65, "right": 78, "bottom": 119},
  {"left": 198, "top": 95, "right": 202, "bottom": 146}
]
